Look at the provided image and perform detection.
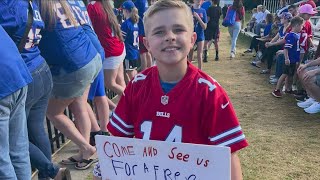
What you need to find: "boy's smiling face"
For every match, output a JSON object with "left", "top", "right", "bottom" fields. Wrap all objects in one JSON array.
[{"left": 143, "top": 8, "right": 196, "bottom": 66}]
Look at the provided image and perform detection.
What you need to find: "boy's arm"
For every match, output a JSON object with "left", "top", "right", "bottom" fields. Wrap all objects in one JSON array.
[
  {"left": 193, "top": 12, "right": 207, "bottom": 30},
  {"left": 268, "top": 38, "right": 285, "bottom": 47},
  {"left": 284, "top": 48, "right": 290, "bottom": 65},
  {"left": 231, "top": 153, "right": 243, "bottom": 180}
]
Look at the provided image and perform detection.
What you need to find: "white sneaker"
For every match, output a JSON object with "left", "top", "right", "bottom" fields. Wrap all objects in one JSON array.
[
  {"left": 304, "top": 102, "right": 320, "bottom": 114},
  {"left": 269, "top": 75, "right": 276, "bottom": 80},
  {"left": 230, "top": 52, "right": 235, "bottom": 58},
  {"left": 292, "top": 85, "right": 297, "bottom": 91},
  {"left": 297, "top": 98, "right": 316, "bottom": 108},
  {"left": 269, "top": 78, "right": 278, "bottom": 85}
]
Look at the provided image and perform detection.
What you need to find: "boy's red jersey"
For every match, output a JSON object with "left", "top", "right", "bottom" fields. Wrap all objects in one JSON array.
[
  {"left": 299, "top": 20, "right": 312, "bottom": 52},
  {"left": 108, "top": 63, "right": 248, "bottom": 153}
]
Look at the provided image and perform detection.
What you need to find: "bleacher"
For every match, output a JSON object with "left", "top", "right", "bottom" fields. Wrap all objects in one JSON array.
[{"left": 241, "top": 0, "right": 320, "bottom": 48}]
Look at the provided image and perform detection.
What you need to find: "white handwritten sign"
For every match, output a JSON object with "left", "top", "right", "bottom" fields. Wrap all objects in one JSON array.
[{"left": 95, "top": 135, "right": 231, "bottom": 180}]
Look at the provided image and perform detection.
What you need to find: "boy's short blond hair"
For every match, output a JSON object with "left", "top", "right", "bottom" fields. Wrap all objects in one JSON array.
[
  {"left": 143, "top": 0, "right": 194, "bottom": 35},
  {"left": 290, "top": 16, "right": 304, "bottom": 27}
]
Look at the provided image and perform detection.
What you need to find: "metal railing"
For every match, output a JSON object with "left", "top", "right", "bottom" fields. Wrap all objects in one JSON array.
[{"left": 263, "top": 0, "right": 306, "bottom": 13}]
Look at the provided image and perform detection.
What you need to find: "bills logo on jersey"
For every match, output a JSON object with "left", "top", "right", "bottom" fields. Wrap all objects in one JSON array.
[{"left": 161, "top": 95, "right": 169, "bottom": 105}]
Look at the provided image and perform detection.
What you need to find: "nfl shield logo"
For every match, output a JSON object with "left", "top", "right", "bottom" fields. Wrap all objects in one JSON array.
[{"left": 161, "top": 95, "right": 169, "bottom": 105}]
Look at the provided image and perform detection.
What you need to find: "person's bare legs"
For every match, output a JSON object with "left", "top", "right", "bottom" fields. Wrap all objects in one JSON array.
[
  {"left": 115, "top": 64, "right": 126, "bottom": 90},
  {"left": 197, "top": 41, "right": 204, "bottom": 69},
  {"left": 304, "top": 76, "right": 320, "bottom": 101},
  {"left": 275, "top": 74, "right": 288, "bottom": 90},
  {"left": 47, "top": 98, "right": 95, "bottom": 161},
  {"left": 93, "top": 96, "right": 110, "bottom": 132},
  {"left": 104, "top": 68, "right": 125, "bottom": 96},
  {"left": 188, "top": 48, "right": 194, "bottom": 62},
  {"left": 107, "top": 98, "right": 116, "bottom": 110},
  {"left": 285, "top": 76, "right": 293, "bottom": 91},
  {"left": 87, "top": 103, "right": 100, "bottom": 132},
  {"left": 146, "top": 52, "right": 152, "bottom": 68},
  {"left": 140, "top": 53, "right": 147, "bottom": 71},
  {"left": 69, "top": 87, "right": 91, "bottom": 143},
  {"left": 126, "top": 70, "right": 137, "bottom": 81}
]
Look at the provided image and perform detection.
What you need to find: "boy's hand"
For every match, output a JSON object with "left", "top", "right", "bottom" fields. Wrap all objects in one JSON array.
[
  {"left": 265, "top": 42, "right": 271, "bottom": 48},
  {"left": 193, "top": 12, "right": 200, "bottom": 20},
  {"left": 285, "top": 59, "right": 290, "bottom": 65},
  {"left": 297, "top": 64, "right": 307, "bottom": 74}
]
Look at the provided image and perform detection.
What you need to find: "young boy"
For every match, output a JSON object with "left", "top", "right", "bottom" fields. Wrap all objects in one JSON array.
[
  {"left": 204, "top": 0, "right": 221, "bottom": 61},
  {"left": 105, "top": 0, "right": 248, "bottom": 179},
  {"left": 272, "top": 16, "right": 304, "bottom": 98},
  {"left": 189, "top": 0, "right": 207, "bottom": 69},
  {"left": 298, "top": 4, "right": 316, "bottom": 62}
]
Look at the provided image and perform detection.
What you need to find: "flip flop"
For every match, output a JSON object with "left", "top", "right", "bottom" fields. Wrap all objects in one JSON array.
[
  {"left": 75, "top": 158, "right": 98, "bottom": 170},
  {"left": 60, "top": 157, "right": 79, "bottom": 165}
]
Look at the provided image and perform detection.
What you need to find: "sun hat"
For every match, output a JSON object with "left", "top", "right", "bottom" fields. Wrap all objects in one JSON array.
[{"left": 299, "top": 4, "right": 317, "bottom": 15}]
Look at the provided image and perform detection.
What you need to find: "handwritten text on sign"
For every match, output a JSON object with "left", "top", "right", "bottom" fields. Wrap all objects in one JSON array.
[{"left": 96, "top": 135, "right": 231, "bottom": 180}]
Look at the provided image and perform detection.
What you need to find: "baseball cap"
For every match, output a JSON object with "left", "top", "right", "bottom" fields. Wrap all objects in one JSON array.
[
  {"left": 122, "top": 1, "right": 135, "bottom": 12},
  {"left": 281, "top": 12, "right": 293, "bottom": 20},
  {"left": 299, "top": 4, "right": 317, "bottom": 15}
]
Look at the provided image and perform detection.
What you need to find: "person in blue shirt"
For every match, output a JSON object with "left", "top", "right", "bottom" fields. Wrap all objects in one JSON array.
[
  {"left": 189, "top": 0, "right": 207, "bottom": 70},
  {"left": 0, "top": 1, "right": 71, "bottom": 179},
  {"left": 201, "top": 0, "right": 212, "bottom": 11},
  {"left": 121, "top": 1, "right": 140, "bottom": 81},
  {"left": 39, "top": 0, "right": 102, "bottom": 170},
  {"left": 134, "top": 0, "right": 153, "bottom": 70},
  {"left": 244, "top": 13, "right": 274, "bottom": 55},
  {"left": 0, "top": 25, "right": 32, "bottom": 180},
  {"left": 272, "top": 16, "right": 304, "bottom": 98},
  {"left": 69, "top": 0, "right": 111, "bottom": 147}
]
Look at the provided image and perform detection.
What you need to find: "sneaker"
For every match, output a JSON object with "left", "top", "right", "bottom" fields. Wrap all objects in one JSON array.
[
  {"left": 304, "top": 102, "right": 320, "bottom": 114},
  {"left": 243, "top": 49, "right": 252, "bottom": 53},
  {"left": 272, "top": 89, "right": 282, "bottom": 98},
  {"left": 260, "top": 69, "right": 270, "bottom": 74},
  {"left": 215, "top": 56, "right": 219, "bottom": 61},
  {"left": 295, "top": 95, "right": 308, "bottom": 102},
  {"left": 284, "top": 90, "right": 293, "bottom": 94},
  {"left": 269, "top": 75, "right": 276, "bottom": 79},
  {"left": 292, "top": 85, "right": 297, "bottom": 91},
  {"left": 297, "top": 98, "right": 316, "bottom": 108},
  {"left": 269, "top": 78, "right": 278, "bottom": 85},
  {"left": 203, "top": 50, "right": 208, "bottom": 62},
  {"left": 230, "top": 52, "right": 235, "bottom": 58}
]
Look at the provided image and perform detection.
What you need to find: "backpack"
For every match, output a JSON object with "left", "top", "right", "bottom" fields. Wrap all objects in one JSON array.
[{"left": 222, "top": 8, "right": 237, "bottom": 27}]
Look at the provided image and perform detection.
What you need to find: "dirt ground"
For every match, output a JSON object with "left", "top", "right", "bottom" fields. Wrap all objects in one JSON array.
[{"left": 201, "top": 28, "right": 320, "bottom": 180}]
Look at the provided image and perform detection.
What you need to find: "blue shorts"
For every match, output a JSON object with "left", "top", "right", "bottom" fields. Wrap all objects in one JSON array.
[
  {"left": 88, "top": 69, "right": 106, "bottom": 101},
  {"left": 196, "top": 32, "right": 205, "bottom": 43}
]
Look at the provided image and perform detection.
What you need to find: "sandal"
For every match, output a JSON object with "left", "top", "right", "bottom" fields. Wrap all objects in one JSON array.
[
  {"left": 61, "top": 157, "right": 80, "bottom": 165},
  {"left": 75, "top": 159, "right": 97, "bottom": 170}
]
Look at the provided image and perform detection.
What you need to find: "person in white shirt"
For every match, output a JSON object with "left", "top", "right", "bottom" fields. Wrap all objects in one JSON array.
[{"left": 255, "top": 5, "right": 270, "bottom": 35}]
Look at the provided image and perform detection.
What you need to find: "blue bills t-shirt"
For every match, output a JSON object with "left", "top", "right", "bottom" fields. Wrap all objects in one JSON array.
[
  {"left": 192, "top": 7, "right": 207, "bottom": 41},
  {"left": 39, "top": 1, "right": 98, "bottom": 75},
  {"left": 0, "top": 0, "right": 45, "bottom": 72},
  {"left": 121, "top": 18, "right": 139, "bottom": 61},
  {"left": 0, "top": 25, "right": 32, "bottom": 98}
]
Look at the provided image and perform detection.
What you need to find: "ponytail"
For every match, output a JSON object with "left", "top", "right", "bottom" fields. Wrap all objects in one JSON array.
[
  {"left": 130, "top": 7, "right": 139, "bottom": 24},
  {"left": 100, "top": 0, "right": 124, "bottom": 41}
]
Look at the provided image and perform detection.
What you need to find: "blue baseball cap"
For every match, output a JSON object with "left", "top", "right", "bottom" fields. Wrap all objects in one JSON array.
[{"left": 122, "top": 1, "right": 135, "bottom": 11}]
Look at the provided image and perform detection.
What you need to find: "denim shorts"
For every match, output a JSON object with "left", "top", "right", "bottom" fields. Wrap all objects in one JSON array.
[{"left": 51, "top": 54, "right": 102, "bottom": 99}]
